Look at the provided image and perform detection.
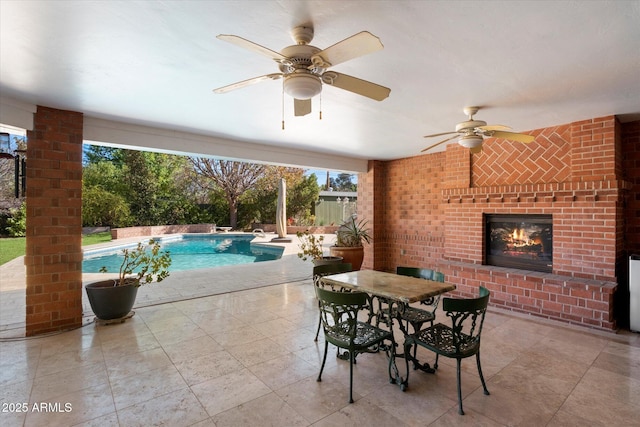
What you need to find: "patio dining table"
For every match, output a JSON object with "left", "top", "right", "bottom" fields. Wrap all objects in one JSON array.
[{"left": 320, "top": 269, "right": 456, "bottom": 390}]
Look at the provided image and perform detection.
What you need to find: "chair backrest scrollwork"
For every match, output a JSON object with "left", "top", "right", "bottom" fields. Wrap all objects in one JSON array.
[{"left": 442, "top": 286, "right": 490, "bottom": 355}]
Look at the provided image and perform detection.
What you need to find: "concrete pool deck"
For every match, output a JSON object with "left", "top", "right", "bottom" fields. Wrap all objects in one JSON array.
[{"left": 0, "top": 232, "right": 336, "bottom": 338}]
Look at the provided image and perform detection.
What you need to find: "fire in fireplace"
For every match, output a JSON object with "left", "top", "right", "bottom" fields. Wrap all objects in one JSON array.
[{"left": 485, "top": 214, "right": 552, "bottom": 273}]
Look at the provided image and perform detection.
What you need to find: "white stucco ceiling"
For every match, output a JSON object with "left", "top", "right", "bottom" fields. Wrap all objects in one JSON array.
[{"left": 1, "top": 1, "right": 639, "bottom": 171}]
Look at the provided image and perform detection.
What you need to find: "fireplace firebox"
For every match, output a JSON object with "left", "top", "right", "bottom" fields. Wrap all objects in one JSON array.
[{"left": 485, "top": 214, "right": 552, "bottom": 273}]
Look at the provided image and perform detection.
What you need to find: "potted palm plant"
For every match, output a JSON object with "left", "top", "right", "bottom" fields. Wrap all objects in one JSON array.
[
  {"left": 85, "top": 238, "right": 172, "bottom": 321},
  {"left": 329, "top": 217, "right": 371, "bottom": 270},
  {"left": 296, "top": 230, "right": 343, "bottom": 266}
]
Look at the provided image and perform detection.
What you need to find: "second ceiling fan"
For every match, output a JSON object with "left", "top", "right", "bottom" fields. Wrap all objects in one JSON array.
[
  {"left": 213, "top": 25, "right": 391, "bottom": 117},
  {"left": 422, "top": 106, "right": 535, "bottom": 153}
]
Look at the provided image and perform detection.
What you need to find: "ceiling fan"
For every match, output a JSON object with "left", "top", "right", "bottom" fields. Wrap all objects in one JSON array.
[
  {"left": 421, "top": 106, "right": 535, "bottom": 153},
  {"left": 213, "top": 25, "right": 391, "bottom": 117}
]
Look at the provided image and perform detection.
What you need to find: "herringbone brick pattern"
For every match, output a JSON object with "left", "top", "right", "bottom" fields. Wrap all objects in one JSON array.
[{"left": 472, "top": 124, "right": 572, "bottom": 186}]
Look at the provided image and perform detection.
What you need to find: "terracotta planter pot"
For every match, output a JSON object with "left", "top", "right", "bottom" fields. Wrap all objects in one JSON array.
[
  {"left": 330, "top": 246, "right": 364, "bottom": 270},
  {"left": 85, "top": 280, "right": 139, "bottom": 320}
]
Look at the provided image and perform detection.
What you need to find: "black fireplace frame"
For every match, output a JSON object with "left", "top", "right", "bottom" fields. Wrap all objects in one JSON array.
[{"left": 484, "top": 214, "right": 553, "bottom": 273}]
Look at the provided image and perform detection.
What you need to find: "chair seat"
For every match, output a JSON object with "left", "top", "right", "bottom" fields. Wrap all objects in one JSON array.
[
  {"left": 410, "top": 323, "right": 479, "bottom": 358},
  {"left": 390, "top": 306, "right": 435, "bottom": 325},
  {"left": 325, "top": 321, "right": 392, "bottom": 349},
  {"left": 403, "top": 287, "right": 491, "bottom": 415},
  {"left": 316, "top": 286, "right": 395, "bottom": 403}
]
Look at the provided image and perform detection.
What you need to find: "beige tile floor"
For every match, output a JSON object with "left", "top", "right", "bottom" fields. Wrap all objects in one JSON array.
[{"left": 1, "top": 234, "right": 640, "bottom": 426}]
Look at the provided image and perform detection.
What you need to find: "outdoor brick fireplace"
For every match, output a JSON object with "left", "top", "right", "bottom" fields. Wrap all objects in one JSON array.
[
  {"left": 485, "top": 214, "right": 552, "bottom": 273},
  {"left": 358, "top": 115, "right": 638, "bottom": 331}
]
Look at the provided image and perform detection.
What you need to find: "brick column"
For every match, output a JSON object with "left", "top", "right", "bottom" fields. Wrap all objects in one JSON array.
[
  {"left": 570, "top": 116, "right": 617, "bottom": 181},
  {"left": 358, "top": 160, "right": 386, "bottom": 270},
  {"left": 25, "top": 106, "right": 83, "bottom": 335}
]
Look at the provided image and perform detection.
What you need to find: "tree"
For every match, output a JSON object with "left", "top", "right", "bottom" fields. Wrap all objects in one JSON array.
[
  {"left": 83, "top": 145, "right": 124, "bottom": 166},
  {"left": 122, "top": 150, "right": 162, "bottom": 225},
  {"left": 121, "top": 150, "right": 202, "bottom": 226},
  {"left": 83, "top": 160, "right": 129, "bottom": 196},
  {"left": 288, "top": 173, "right": 320, "bottom": 224},
  {"left": 82, "top": 186, "right": 132, "bottom": 227},
  {"left": 82, "top": 148, "right": 204, "bottom": 227},
  {"left": 240, "top": 167, "right": 319, "bottom": 227},
  {"left": 331, "top": 173, "right": 357, "bottom": 192},
  {"left": 190, "top": 158, "right": 266, "bottom": 228},
  {"left": 0, "top": 135, "right": 26, "bottom": 203}
]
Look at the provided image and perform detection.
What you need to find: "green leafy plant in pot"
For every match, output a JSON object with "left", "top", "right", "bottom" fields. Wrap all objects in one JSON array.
[
  {"left": 85, "top": 238, "right": 171, "bottom": 320},
  {"left": 329, "top": 217, "right": 371, "bottom": 270},
  {"left": 296, "top": 230, "right": 343, "bottom": 266}
]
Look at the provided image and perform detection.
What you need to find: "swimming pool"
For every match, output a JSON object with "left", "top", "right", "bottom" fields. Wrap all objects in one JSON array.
[{"left": 83, "top": 234, "right": 284, "bottom": 273}]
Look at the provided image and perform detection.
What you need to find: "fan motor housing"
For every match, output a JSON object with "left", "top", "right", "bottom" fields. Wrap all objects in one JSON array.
[
  {"left": 280, "top": 44, "right": 324, "bottom": 75},
  {"left": 280, "top": 45, "right": 320, "bottom": 64},
  {"left": 455, "top": 120, "right": 487, "bottom": 132}
]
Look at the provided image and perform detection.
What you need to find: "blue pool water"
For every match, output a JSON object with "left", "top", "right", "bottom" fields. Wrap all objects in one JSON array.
[{"left": 83, "top": 234, "right": 284, "bottom": 273}]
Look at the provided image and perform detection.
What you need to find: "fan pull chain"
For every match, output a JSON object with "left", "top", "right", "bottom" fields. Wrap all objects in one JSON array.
[
  {"left": 281, "top": 81, "right": 285, "bottom": 130},
  {"left": 319, "top": 93, "right": 322, "bottom": 120}
]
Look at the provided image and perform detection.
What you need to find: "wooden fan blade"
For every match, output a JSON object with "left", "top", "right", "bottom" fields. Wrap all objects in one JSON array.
[
  {"left": 310, "top": 31, "right": 383, "bottom": 68},
  {"left": 421, "top": 134, "right": 459, "bottom": 152},
  {"left": 324, "top": 72, "right": 390, "bottom": 101},
  {"left": 490, "top": 131, "right": 535, "bottom": 143},
  {"left": 477, "top": 124, "right": 511, "bottom": 131},
  {"left": 423, "top": 131, "right": 457, "bottom": 138},
  {"left": 213, "top": 73, "right": 282, "bottom": 94},
  {"left": 294, "top": 98, "right": 312, "bottom": 116},
  {"left": 217, "top": 34, "right": 288, "bottom": 62}
]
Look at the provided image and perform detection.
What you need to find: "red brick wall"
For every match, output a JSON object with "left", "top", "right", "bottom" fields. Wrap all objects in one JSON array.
[
  {"left": 25, "top": 106, "right": 84, "bottom": 335},
  {"left": 359, "top": 115, "right": 636, "bottom": 331},
  {"left": 111, "top": 224, "right": 217, "bottom": 239},
  {"left": 359, "top": 160, "right": 385, "bottom": 270}
]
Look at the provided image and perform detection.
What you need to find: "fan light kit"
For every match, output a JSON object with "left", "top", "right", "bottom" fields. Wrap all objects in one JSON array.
[
  {"left": 283, "top": 74, "right": 321, "bottom": 99},
  {"left": 214, "top": 25, "right": 390, "bottom": 118},
  {"left": 458, "top": 134, "right": 484, "bottom": 149},
  {"left": 421, "top": 106, "right": 535, "bottom": 153}
]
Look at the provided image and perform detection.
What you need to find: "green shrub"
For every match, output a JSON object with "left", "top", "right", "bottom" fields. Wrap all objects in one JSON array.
[
  {"left": 6, "top": 202, "right": 26, "bottom": 237},
  {"left": 82, "top": 186, "right": 132, "bottom": 227}
]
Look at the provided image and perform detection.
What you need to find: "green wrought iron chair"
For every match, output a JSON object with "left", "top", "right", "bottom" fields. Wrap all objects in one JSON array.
[
  {"left": 313, "top": 263, "right": 353, "bottom": 341},
  {"left": 403, "top": 286, "right": 491, "bottom": 415},
  {"left": 397, "top": 266, "right": 435, "bottom": 280},
  {"left": 315, "top": 286, "right": 394, "bottom": 403},
  {"left": 391, "top": 267, "right": 445, "bottom": 366},
  {"left": 394, "top": 268, "right": 446, "bottom": 327}
]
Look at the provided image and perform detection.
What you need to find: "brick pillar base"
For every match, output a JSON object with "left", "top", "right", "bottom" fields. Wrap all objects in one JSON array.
[{"left": 25, "top": 106, "right": 83, "bottom": 336}]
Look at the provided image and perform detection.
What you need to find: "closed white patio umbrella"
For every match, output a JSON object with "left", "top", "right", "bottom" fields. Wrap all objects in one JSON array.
[{"left": 272, "top": 178, "right": 291, "bottom": 242}]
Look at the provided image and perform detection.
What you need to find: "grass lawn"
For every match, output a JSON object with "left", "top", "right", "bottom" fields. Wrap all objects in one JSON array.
[
  {"left": 0, "top": 232, "right": 112, "bottom": 266},
  {"left": 0, "top": 237, "right": 25, "bottom": 265}
]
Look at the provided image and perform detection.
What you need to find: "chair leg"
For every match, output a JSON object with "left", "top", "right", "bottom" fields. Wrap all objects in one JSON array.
[
  {"left": 409, "top": 321, "right": 422, "bottom": 370},
  {"left": 456, "top": 358, "right": 464, "bottom": 415},
  {"left": 314, "top": 312, "right": 321, "bottom": 342},
  {"left": 403, "top": 339, "right": 412, "bottom": 385},
  {"left": 317, "top": 341, "right": 328, "bottom": 382},
  {"left": 434, "top": 353, "right": 439, "bottom": 370},
  {"left": 349, "top": 349, "right": 355, "bottom": 403},
  {"left": 314, "top": 301, "right": 322, "bottom": 341},
  {"left": 476, "top": 351, "right": 490, "bottom": 396}
]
